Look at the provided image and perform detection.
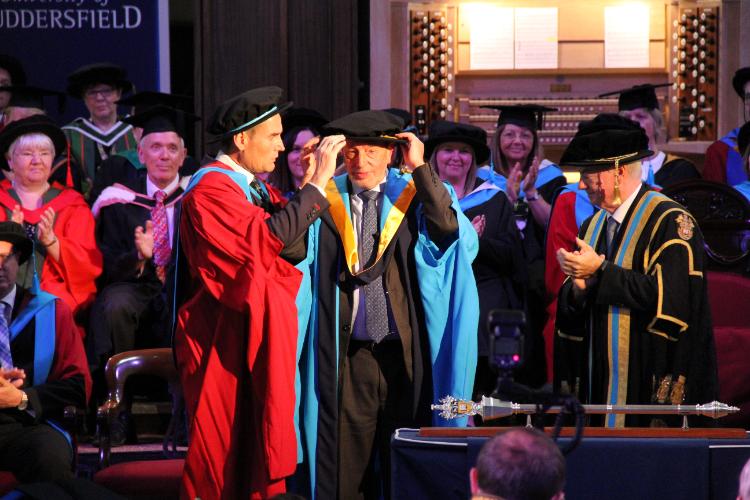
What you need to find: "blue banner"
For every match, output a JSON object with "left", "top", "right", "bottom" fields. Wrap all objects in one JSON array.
[{"left": 0, "top": 0, "right": 169, "bottom": 124}]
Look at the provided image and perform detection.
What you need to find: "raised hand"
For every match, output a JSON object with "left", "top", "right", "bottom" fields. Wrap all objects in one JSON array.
[
  {"left": 506, "top": 162, "right": 523, "bottom": 204},
  {"left": 135, "top": 220, "right": 155, "bottom": 260},
  {"left": 395, "top": 132, "right": 425, "bottom": 171},
  {"left": 37, "top": 207, "right": 57, "bottom": 247},
  {"left": 470, "top": 214, "right": 486, "bottom": 237},
  {"left": 310, "top": 134, "right": 346, "bottom": 188},
  {"left": 556, "top": 237, "right": 605, "bottom": 279},
  {"left": 10, "top": 205, "right": 23, "bottom": 225},
  {"left": 299, "top": 135, "right": 321, "bottom": 188},
  {"left": 522, "top": 156, "right": 540, "bottom": 198}
]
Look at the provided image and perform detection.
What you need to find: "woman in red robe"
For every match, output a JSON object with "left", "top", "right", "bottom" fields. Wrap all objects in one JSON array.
[{"left": 0, "top": 115, "right": 102, "bottom": 336}]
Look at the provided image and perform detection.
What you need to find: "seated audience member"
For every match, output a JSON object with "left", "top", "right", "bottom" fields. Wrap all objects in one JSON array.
[
  {"left": 0, "top": 85, "right": 82, "bottom": 191},
  {"left": 733, "top": 121, "right": 750, "bottom": 201},
  {"left": 0, "top": 115, "right": 102, "bottom": 337},
  {"left": 0, "top": 221, "right": 91, "bottom": 483},
  {"left": 89, "top": 106, "right": 197, "bottom": 372},
  {"left": 0, "top": 54, "right": 26, "bottom": 132},
  {"left": 62, "top": 63, "right": 136, "bottom": 197},
  {"left": 703, "top": 66, "right": 750, "bottom": 184},
  {"left": 602, "top": 83, "right": 699, "bottom": 188},
  {"left": 426, "top": 119, "right": 525, "bottom": 398},
  {"left": 89, "top": 91, "right": 200, "bottom": 202},
  {"left": 739, "top": 457, "right": 750, "bottom": 500},
  {"left": 470, "top": 428, "right": 565, "bottom": 500},
  {"left": 267, "top": 107, "right": 327, "bottom": 198}
]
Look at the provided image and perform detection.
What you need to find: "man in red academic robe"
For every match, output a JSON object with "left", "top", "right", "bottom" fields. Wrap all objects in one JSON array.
[{"left": 173, "top": 86, "right": 339, "bottom": 499}]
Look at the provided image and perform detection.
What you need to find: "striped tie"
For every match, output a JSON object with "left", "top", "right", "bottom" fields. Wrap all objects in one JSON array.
[{"left": 0, "top": 303, "right": 13, "bottom": 370}]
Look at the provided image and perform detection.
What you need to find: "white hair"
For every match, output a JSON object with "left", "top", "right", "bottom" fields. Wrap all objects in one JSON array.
[
  {"left": 7, "top": 133, "right": 55, "bottom": 159},
  {"left": 139, "top": 133, "right": 185, "bottom": 149}
]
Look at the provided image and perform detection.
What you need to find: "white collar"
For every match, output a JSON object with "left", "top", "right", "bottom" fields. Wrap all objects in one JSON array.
[
  {"left": 216, "top": 152, "right": 255, "bottom": 185},
  {"left": 610, "top": 185, "right": 641, "bottom": 225},
  {"left": 0, "top": 285, "right": 16, "bottom": 311},
  {"left": 641, "top": 151, "right": 666, "bottom": 179},
  {"left": 146, "top": 175, "right": 180, "bottom": 198},
  {"left": 352, "top": 172, "right": 388, "bottom": 197}
]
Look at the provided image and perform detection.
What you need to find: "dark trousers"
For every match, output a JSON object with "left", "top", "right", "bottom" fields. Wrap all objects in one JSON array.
[
  {"left": 338, "top": 340, "right": 414, "bottom": 500},
  {"left": 87, "top": 281, "right": 167, "bottom": 372},
  {"left": 0, "top": 416, "right": 72, "bottom": 483}
]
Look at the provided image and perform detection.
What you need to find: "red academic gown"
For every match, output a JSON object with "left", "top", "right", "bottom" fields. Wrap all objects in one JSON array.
[
  {"left": 0, "top": 180, "right": 102, "bottom": 337},
  {"left": 543, "top": 190, "right": 580, "bottom": 383},
  {"left": 174, "top": 164, "right": 302, "bottom": 500}
]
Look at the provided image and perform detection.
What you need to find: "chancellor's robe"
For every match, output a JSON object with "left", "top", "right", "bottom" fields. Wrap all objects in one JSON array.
[
  {"left": 174, "top": 161, "right": 327, "bottom": 500},
  {"left": 555, "top": 185, "right": 718, "bottom": 427},
  {"left": 0, "top": 180, "right": 102, "bottom": 335}
]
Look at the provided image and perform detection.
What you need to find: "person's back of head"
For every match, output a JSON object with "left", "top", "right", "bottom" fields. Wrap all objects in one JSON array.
[
  {"left": 738, "top": 457, "right": 750, "bottom": 500},
  {"left": 471, "top": 428, "right": 565, "bottom": 500}
]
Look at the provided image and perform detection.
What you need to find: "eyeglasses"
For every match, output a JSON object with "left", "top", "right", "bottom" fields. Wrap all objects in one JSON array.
[
  {"left": 12, "top": 149, "right": 54, "bottom": 161},
  {"left": 84, "top": 87, "right": 117, "bottom": 99}
]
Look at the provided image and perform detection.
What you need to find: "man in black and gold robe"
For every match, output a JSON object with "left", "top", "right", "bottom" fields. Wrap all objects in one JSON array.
[{"left": 554, "top": 114, "right": 717, "bottom": 427}]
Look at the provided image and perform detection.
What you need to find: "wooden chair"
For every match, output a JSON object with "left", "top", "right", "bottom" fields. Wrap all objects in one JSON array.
[
  {"left": 662, "top": 180, "right": 750, "bottom": 274},
  {"left": 93, "top": 348, "right": 184, "bottom": 499}
]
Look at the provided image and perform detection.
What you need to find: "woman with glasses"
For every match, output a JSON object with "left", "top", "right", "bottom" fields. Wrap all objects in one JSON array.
[
  {"left": 62, "top": 63, "right": 136, "bottom": 198},
  {"left": 0, "top": 115, "right": 102, "bottom": 337},
  {"left": 478, "top": 105, "right": 568, "bottom": 388}
]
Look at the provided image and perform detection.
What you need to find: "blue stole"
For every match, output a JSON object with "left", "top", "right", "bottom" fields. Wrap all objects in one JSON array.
[
  {"left": 459, "top": 181, "right": 502, "bottom": 212},
  {"left": 559, "top": 183, "right": 598, "bottom": 228},
  {"left": 476, "top": 162, "right": 564, "bottom": 199},
  {"left": 299, "top": 170, "right": 479, "bottom": 496},
  {"left": 9, "top": 288, "right": 58, "bottom": 386},
  {"left": 734, "top": 181, "right": 750, "bottom": 202},
  {"left": 720, "top": 128, "right": 748, "bottom": 185}
]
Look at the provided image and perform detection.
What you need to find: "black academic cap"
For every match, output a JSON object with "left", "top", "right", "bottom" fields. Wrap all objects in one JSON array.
[
  {"left": 559, "top": 113, "right": 652, "bottom": 172},
  {"left": 321, "top": 110, "right": 407, "bottom": 146},
  {"left": 0, "top": 114, "right": 68, "bottom": 168},
  {"left": 480, "top": 104, "right": 556, "bottom": 130},
  {"left": 599, "top": 83, "right": 671, "bottom": 111},
  {"left": 0, "top": 54, "right": 26, "bottom": 86},
  {"left": 738, "top": 121, "right": 750, "bottom": 158},
  {"left": 0, "top": 85, "right": 66, "bottom": 113},
  {"left": 281, "top": 107, "right": 328, "bottom": 133},
  {"left": 122, "top": 105, "right": 200, "bottom": 139},
  {"left": 117, "top": 91, "right": 193, "bottom": 115},
  {"left": 732, "top": 67, "right": 750, "bottom": 99},
  {"left": 0, "top": 221, "right": 32, "bottom": 264},
  {"left": 207, "top": 86, "right": 292, "bottom": 139},
  {"left": 66, "top": 62, "right": 133, "bottom": 99},
  {"left": 424, "top": 120, "right": 490, "bottom": 165},
  {"left": 382, "top": 108, "right": 413, "bottom": 128}
]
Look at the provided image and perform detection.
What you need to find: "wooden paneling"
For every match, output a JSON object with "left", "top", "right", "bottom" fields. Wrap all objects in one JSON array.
[{"left": 193, "top": 0, "right": 361, "bottom": 154}]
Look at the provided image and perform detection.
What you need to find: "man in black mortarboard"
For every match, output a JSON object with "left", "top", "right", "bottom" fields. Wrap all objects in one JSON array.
[
  {"left": 554, "top": 113, "right": 717, "bottom": 428},
  {"left": 88, "top": 91, "right": 200, "bottom": 202},
  {"left": 172, "top": 86, "right": 338, "bottom": 499},
  {"left": 0, "top": 55, "right": 26, "bottom": 132},
  {"left": 299, "top": 110, "right": 479, "bottom": 500},
  {"left": 86, "top": 107, "right": 199, "bottom": 428},
  {"left": 703, "top": 66, "right": 750, "bottom": 185},
  {"left": 62, "top": 63, "right": 137, "bottom": 197},
  {"left": 0, "top": 85, "right": 81, "bottom": 191},
  {"left": 600, "top": 83, "right": 699, "bottom": 188}
]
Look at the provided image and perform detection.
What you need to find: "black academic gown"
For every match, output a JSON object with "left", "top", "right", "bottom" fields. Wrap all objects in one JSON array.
[
  {"left": 554, "top": 184, "right": 718, "bottom": 427},
  {"left": 462, "top": 188, "right": 526, "bottom": 397},
  {"left": 655, "top": 155, "right": 701, "bottom": 188}
]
